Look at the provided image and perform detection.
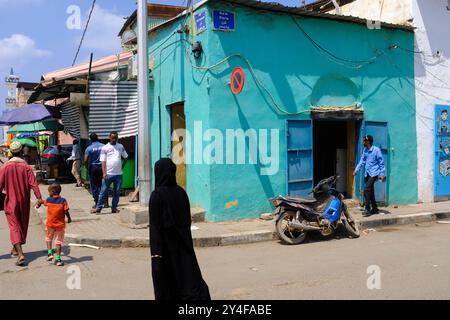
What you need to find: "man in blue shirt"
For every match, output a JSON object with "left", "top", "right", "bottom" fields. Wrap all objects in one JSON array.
[
  {"left": 84, "top": 133, "right": 105, "bottom": 209},
  {"left": 353, "top": 135, "right": 385, "bottom": 217}
]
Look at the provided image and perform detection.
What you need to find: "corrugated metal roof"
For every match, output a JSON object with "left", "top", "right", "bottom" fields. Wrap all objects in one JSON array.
[
  {"left": 303, "top": 0, "right": 356, "bottom": 13},
  {"left": 41, "top": 51, "right": 133, "bottom": 83},
  {"left": 149, "top": 0, "right": 414, "bottom": 34}
]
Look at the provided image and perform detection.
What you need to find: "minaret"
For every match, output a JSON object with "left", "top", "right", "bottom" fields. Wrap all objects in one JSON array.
[{"left": 5, "top": 67, "right": 19, "bottom": 110}]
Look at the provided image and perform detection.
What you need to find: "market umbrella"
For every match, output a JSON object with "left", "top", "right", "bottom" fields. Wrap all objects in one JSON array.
[
  {"left": 0, "top": 104, "right": 61, "bottom": 125},
  {"left": 11, "top": 138, "right": 38, "bottom": 148},
  {"left": 16, "top": 132, "right": 53, "bottom": 138},
  {"left": 7, "top": 121, "right": 64, "bottom": 134}
]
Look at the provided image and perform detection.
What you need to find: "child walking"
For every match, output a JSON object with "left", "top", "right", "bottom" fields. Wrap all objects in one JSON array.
[{"left": 38, "top": 183, "right": 71, "bottom": 266}]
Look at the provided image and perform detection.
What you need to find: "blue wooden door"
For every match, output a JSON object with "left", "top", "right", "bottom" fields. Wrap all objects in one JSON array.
[
  {"left": 287, "top": 120, "right": 313, "bottom": 197},
  {"left": 362, "top": 121, "right": 389, "bottom": 205},
  {"left": 434, "top": 105, "right": 450, "bottom": 198}
]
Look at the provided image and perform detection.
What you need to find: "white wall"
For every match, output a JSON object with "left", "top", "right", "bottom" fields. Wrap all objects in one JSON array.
[
  {"left": 329, "top": 0, "right": 413, "bottom": 25},
  {"left": 413, "top": 0, "right": 450, "bottom": 202}
]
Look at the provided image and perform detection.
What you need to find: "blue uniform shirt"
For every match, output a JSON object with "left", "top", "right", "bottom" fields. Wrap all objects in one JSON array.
[
  {"left": 355, "top": 146, "right": 385, "bottom": 178},
  {"left": 85, "top": 141, "right": 105, "bottom": 167}
]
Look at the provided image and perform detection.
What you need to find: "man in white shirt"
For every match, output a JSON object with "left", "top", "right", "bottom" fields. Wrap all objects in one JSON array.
[{"left": 91, "top": 131, "right": 128, "bottom": 214}]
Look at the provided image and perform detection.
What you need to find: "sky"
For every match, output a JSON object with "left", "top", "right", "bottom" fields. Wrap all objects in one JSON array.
[{"left": 0, "top": 0, "right": 312, "bottom": 112}]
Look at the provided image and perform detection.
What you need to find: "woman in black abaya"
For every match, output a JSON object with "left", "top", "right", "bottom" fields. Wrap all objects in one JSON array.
[{"left": 149, "top": 158, "right": 211, "bottom": 300}]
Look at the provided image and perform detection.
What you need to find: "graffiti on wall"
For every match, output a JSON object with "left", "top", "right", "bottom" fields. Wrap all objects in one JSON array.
[{"left": 437, "top": 108, "right": 450, "bottom": 176}]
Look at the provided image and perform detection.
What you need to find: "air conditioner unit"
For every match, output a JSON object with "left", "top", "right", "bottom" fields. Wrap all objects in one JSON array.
[{"left": 127, "top": 54, "right": 138, "bottom": 80}]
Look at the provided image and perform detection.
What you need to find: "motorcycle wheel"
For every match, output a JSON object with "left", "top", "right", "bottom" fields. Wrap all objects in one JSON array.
[
  {"left": 342, "top": 208, "right": 360, "bottom": 238},
  {"left": 276, "top": 211, "right": 307, "bottom": 245}
]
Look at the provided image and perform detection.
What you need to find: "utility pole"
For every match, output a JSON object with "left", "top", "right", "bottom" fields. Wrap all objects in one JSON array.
[{"left": 137, "top": 0, "right": 151, "bottom": 206}]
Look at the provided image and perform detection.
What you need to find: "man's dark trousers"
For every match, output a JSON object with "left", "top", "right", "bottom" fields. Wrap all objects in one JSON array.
[
  {"left": 89, "top": 165, "right": 103, "bottom": 207},
  {"left": 364, "top": 176, "right": 379, "bottom": 213}
]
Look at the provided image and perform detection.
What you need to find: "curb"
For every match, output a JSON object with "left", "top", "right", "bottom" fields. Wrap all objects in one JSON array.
[
  {"left": 36, "top": 210, "right": 450, "bottom": 248},
  {"left": 356, "top": 211, "right": 450, "bottom": 229}
]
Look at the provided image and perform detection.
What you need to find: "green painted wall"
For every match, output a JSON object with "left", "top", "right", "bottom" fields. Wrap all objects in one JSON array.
[{"left": 149, "top": 1, "right": 418, "bottom": 222}]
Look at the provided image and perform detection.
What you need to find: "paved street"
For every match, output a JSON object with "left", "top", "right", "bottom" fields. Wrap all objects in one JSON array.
[{"left": 0, "top": 211, "right": 449, "bottom": 300}]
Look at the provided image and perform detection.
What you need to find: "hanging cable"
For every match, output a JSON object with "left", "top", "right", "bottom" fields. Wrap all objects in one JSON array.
[
  {"left": 183, "top": 47, "right": 310, "bottom": 116},
  {"left": 291, "top": 16, "right": 381, "bottom": 67},
  {"left": 72, "top": 0, "right": 96, "bottom": 66}
]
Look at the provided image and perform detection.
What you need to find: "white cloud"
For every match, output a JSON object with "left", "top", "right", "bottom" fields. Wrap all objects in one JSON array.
[
  {"left": 0, "top": 34, "right": 52, "bottom": 70},
  {"left": 78, "top": 4, "right": 125, "bottom": 53}
]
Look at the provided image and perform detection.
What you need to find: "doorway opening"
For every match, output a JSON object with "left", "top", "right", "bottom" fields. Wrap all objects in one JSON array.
[
  {"left": 170, "top": 103, "right": 186, "bottom": 190},
  {"left": 313, "top": 120, "right": 359, "bottom": 198}
]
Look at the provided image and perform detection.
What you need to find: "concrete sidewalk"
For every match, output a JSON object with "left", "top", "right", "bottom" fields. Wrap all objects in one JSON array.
[{"left": 33, "top": 183, "right": 450, "bottom": 248}]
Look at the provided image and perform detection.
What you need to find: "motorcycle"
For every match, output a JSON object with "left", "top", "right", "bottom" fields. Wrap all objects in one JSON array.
[{"left": 271, "top": 175, "right": 360, "bottom": 245}]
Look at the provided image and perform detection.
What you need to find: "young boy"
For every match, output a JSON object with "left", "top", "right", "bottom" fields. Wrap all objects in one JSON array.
[{"left": 38, "top": 183, "right": 71, "bottom": 266}]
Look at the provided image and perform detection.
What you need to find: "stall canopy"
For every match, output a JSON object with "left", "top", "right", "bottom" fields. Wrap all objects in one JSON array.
[
  {"left": 16, "top": 132, "right": 53, "bottom": 138},
  {"left": 0, "top": 104, "right": 61, "bottom": 125},
  {"left": 7, "top": 121, "right": 64, "bottom": 134}
]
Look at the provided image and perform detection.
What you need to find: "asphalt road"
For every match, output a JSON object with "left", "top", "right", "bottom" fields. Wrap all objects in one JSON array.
[{"left": 0, "top": 213, "right": 449, "bottom": 300}]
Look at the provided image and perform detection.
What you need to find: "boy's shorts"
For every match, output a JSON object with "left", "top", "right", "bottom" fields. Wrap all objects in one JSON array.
[{"left": 45, "top": 227, "right": 65, "bottom": 245}]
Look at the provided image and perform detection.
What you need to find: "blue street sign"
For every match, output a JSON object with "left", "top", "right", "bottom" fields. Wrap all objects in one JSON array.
[
  {"left": 194, "top": 11, "right": 207, "bottom": 34},
  {"left": 213, "top": 10, "right": 235, "bottom": 31}
]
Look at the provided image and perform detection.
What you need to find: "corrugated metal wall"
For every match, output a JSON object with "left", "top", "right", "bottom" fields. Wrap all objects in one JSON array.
[{"left": 88, "top": 81, "right": 138, "bottom": 139}]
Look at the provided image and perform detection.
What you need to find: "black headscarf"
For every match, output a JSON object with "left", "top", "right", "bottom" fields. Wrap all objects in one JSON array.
[
  {"left": 149, "top": 158, "right": 210, "bottom": 301},
  {"left": 155, "top": 158, "right": 177, "bottom": 188}
]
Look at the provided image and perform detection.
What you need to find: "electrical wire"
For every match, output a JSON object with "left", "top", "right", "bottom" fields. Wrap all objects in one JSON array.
[
  {"left": 291, "top": 17, "right": 381, "bottom": 68},
  {"left": 149, "top": 31, "right": 178, "bottom": 56},
  {"left": 184, "top": 49, "right": 310, "bottom": 116},
  {"left": 383, "top": 54, "right": 450, "bottom": 131},
  {"left": 72, "top": 0, "right": 96, "bottom": 66},
  {"left": 390, "top": 47, "right": 450, "bottom": 89}
]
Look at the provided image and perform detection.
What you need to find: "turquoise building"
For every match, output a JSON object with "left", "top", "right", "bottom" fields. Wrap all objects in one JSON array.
[{"left": 147, "top": 0, "right": 417, "bottom": 222}]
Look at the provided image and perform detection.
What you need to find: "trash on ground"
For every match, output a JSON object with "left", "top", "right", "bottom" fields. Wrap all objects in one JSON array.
[
  {"left": 437, "top": 221, "right": 450, "bottom": 224},
  {"left": 68, "top": 243, "right": 100, "bottom": 250},
  {"left": 362, "top": 228, "right": 377, "bottom": 235},
  {"left": 250, "top": 267, "right": 258, "bottom": 272},
  {"left": 191, "top": 226, "right": 199, "bottom": 231}
]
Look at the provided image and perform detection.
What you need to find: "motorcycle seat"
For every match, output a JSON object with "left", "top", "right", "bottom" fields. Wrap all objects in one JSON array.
[{"left": 283, "top": 196, "right": 318, "bottom": 205}]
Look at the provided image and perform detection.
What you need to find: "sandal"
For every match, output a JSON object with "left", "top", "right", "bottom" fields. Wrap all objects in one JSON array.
[
  {"left": 15, "top": 257, "right": 25, "bottom": 267},
  {"left": 11, "top": 249, "right": 18, "bottom": 257}
]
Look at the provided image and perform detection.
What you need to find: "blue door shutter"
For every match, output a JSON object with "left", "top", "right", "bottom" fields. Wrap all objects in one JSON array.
[
  {"left": 364, "top": 121, "right": 389, "bottom": 205},
  {"left": 287, "top": 120, "right": 313, "bottom": 197}
]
